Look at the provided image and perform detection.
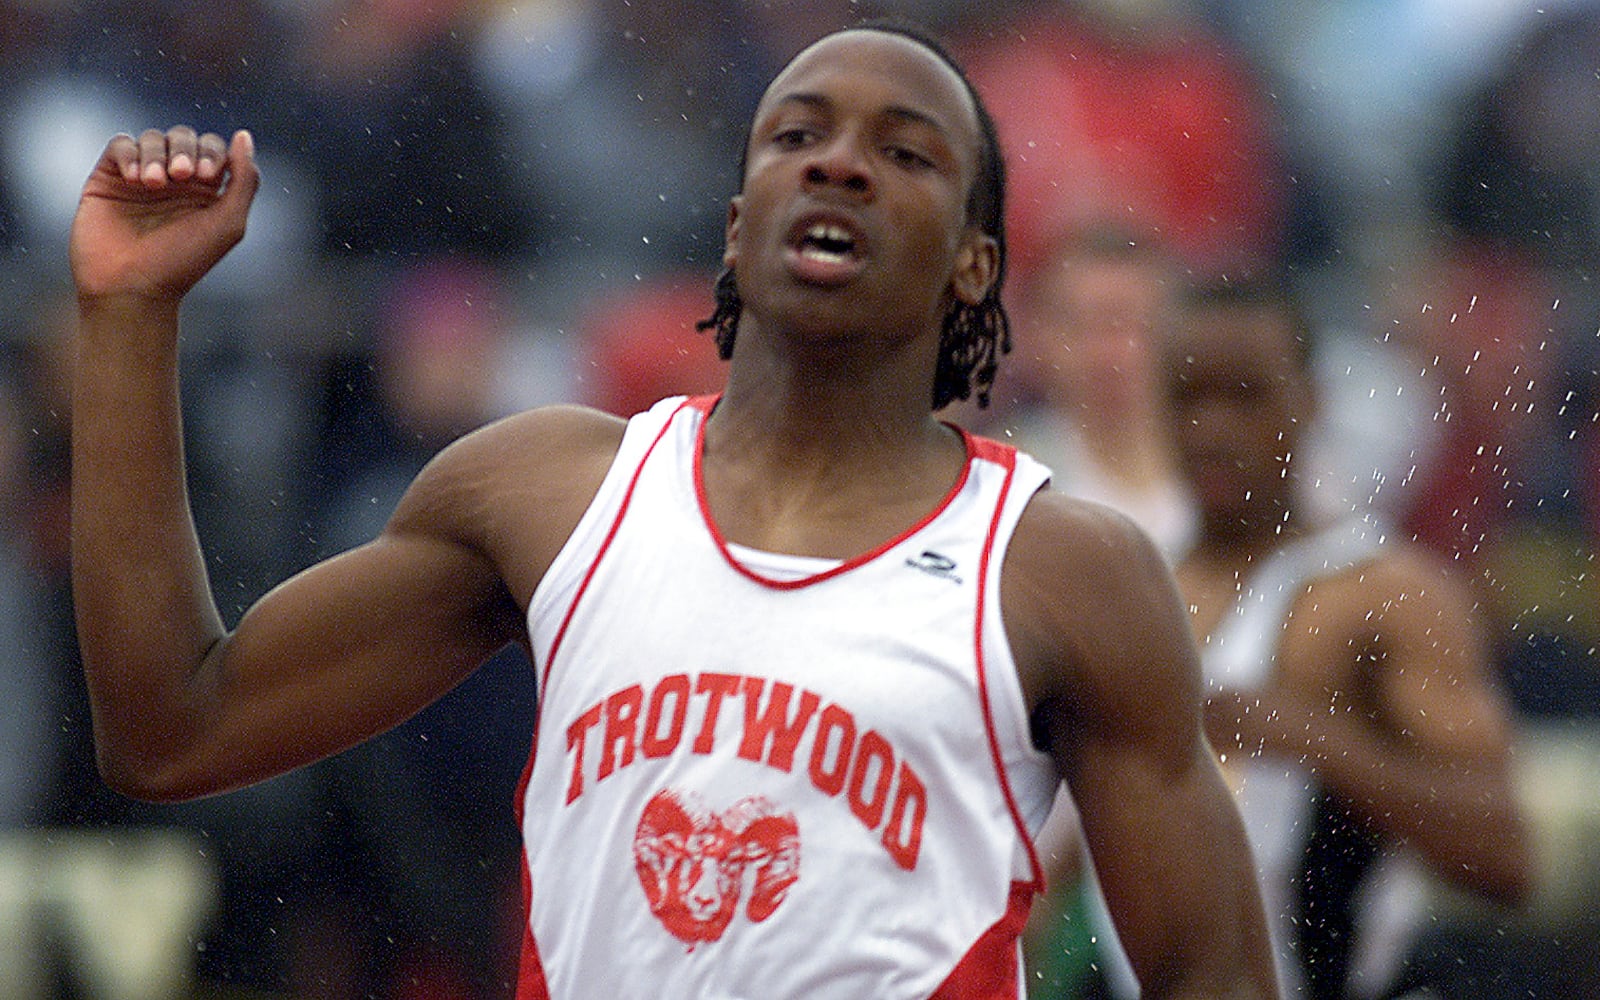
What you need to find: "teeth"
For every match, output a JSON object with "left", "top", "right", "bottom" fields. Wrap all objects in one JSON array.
[
  {"left": 805, "top": 223, "right": 853, "bottom": 246},
  {"left": 801, "top": 245, "right": 850, "bottom": 264}
]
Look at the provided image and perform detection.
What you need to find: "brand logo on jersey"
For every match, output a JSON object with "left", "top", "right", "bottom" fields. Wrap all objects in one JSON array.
[
  {"left": 906, "top": 549, "right": 962, "bottom": 584},
  {"left": 633, "top": 789, "right": 800, "bottom": 948}
]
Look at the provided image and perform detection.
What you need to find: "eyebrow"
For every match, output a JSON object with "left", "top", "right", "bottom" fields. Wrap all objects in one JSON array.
[{"left": 769, "top": 92, "right": 951, "bottom": 137}]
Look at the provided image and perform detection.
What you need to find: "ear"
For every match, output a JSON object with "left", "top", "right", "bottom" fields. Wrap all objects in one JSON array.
[
  {"left": 723, "top": 195, "right": 744, "bottom": 270},
  {"left": 950, "top": 229, "right": 999, "bottom": 307}
]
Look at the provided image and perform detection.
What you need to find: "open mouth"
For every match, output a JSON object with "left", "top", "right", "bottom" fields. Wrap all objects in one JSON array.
[
  {"left": 785, "top": 215, "right": 868, "bottom": 286},
  {"left": 798, "top": 222, "right": 859, "bottom": 265}
]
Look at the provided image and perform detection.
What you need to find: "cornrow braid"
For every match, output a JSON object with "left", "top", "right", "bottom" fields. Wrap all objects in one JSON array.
[
  {"left": 696, "top": 17, "right": 1011, "bottom": 411},
  {"left": 698, "top": 266, "right": 740, "bottom": 362}
]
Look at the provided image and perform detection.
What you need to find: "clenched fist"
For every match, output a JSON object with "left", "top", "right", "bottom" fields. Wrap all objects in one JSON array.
[{"left": 70, "top": 126, "right": 259, "bottom": 303}]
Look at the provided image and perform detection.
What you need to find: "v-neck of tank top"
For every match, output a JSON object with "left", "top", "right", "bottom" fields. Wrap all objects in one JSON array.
[{"left": 685, "top": 395, "right": 979, "bottom": 589}]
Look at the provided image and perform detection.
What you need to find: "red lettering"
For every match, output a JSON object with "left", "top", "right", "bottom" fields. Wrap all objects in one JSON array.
[
  {"left": 641, "top": 674, "right": 691, "bottom": 758},
  {"left": 738, "top": 678, "right": 821, "bottom": 772},
  {"left": 569, "top": 673, "right": 930, "bottom": 874},
  {"left": 847, "top": 730, "right": 895, "bottom": 830},
  {"left": 564, "top": 702, "right": 604, "bottom": 804},
  {"left": 598, "top": 684, "right": 643, "bottom": 781},
  {"left": 692, "top": 673, "right": 742, "bottom": 754},
  {"left": 807, "top": 704, "right": 857, "bottom": 796},
  {"left": 881, "top": 762, "right": 927, "bottom": 870}
]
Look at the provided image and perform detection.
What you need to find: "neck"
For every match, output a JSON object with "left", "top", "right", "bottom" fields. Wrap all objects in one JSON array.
[
  {"left": 700, "top": 377, "right": 966, "bottom": 560},
  {"left": 1192, "top": 501, "right": 1302, "bottom": 565},
  {"left": 712, "top": 311, "right": 946, "bottom": 462},
  {"left": 712, "top": 375, "right": 949, "bottom": 477}
]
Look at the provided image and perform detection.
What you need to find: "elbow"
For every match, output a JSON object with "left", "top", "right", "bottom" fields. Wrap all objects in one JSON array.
[
  {"left": 1488, "top": 829, "right": 1539, "bottom": 911},
  {"left": 95, "top": 742, "right": 214, "bottom": 804},
  {"left": 1450, "top": 814, "right": 1539, "bottom": 911}
]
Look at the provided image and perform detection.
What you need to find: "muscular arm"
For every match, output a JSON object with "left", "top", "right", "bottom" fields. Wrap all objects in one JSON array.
[
  {"left": 69, "top": 127, "right": 618, "bottom": 801},
  {"left": 1219, "top": 550, "right": 1533, "bottom": 906},
  {"left": 1006, "top": 494, "right": 1278, "bottom": 1000}
]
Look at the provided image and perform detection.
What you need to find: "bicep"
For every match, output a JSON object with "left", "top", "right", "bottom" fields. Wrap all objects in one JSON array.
[
  {"left": 122, "top": 405, "right": 617, "bottom": 800},
  {"left": 170, "top": 520, "right": 521, "bottom": 797},
  {"left": 1068, "top": 727, "right": 1261, "bottom": 988},
  {"left": 1363, "top": 559, "right": 1516, "bottom": 759},
  {"left": 1060, "top": 633, "right": 1271, "bottom": 997},
  {"left": 1054, "top": 594, "right": 1253, "bottom": 988}
]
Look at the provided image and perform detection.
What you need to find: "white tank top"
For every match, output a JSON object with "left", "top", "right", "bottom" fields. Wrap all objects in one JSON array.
[
  {"left": 1204, "top": 518, "right": 1388, "bottom": 996},
  {"left": 517, "top": 396, "right": 1057, "bottom": 1000}
]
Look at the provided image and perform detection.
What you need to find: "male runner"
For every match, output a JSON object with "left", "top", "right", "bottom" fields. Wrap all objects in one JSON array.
[
  {"left": 68, "top": 22, "right": 1275, "bottom": 999},
  {"left": 1131, "top": 276, "right": 1532, "bottom": 999}
]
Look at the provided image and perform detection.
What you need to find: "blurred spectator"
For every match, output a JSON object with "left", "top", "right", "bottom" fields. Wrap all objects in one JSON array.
[
  {"left": 1373, "top": 232, "right": 1600, "bottom": 711},
  {"left": 995, "top": 222, "right": 1194, "bottom": 554},
  {"left": 0, "top": 0, "right": 66, "bottom": 256},
  {"left": 984, "top": 222, "right": 1195, "bottom": 998},
  {"left": 2, "top": 0, "right": 318, "bottom": 298},
  {"left": 1429, "top": 5, "right": 1600, "bottom": 276},
  {"left": 1380, "top": 239, "right": 1558, "bottom": 577},
  {"left": 64, "top": 0, "right": 296, "bottom": 127},
  {"left": 1426, "top": 9, "right": 1600, "bottom": 675},
  {"left": 8, "top": 283, "right": 102, "bottom": 831},
  {"left": 574, "top": 270, "right": 728, "bottom": 417},
  {"left": 474, "top": 0, "right": 748, "bottom": 319},
  {"left": 1092, "top": 272, "right": 1535, "bottom": 1000},
  {"left": 1201, "top": 0, "right": 1532, "bottom": 277},
  {"left": 286, "top": 0, "right": 536, "bottom": 261},
  {"left": 959, "top": 0, "right": 1289, "bottom": 285},
  {"left": 0, "top": 364, "right": 57, "bottom": 830},
  {"left": 295, "top": 258, "right": 541, "bottom": 1000}
]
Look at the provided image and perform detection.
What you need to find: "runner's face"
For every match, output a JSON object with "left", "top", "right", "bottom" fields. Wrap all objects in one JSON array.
[
  {"left": 1164, "top": 303, "right": 1311, "bottom": 525},
  {"left": 724, "top": 30, "right": 996, "bottom": 344}
]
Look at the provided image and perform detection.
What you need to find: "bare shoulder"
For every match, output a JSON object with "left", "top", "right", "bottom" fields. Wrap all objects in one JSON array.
[
  {"left": 1307, "top": 535, "right": 1481, "bottom": 639},
  {"left": 388, "top": 404, "right": 629, "bottom": 605},
  {"left": 445, "top": 403, "right": 629, "bottom": 475},
  {"left": 1004, "top": 489, "right": 1185, "bottom": 641},
  {"left": 1001, "top": 489, "right": 1200, "bottom": 736}
]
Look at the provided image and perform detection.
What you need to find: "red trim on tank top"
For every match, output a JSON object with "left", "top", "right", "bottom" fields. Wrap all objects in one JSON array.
[
  {"left": 537, "top": 399, "right": 687, "bottom": 696},
  {"left": 514, "top": 884, "right": 551, "bottom": 999},
  {"left": 684, "top": 394, "right": 980, "bottom": 590},
  {"left": 929, "top": 880, "right": 1035, "bottom": 998},
  {"left": 971, "top": 442, "right": 1048, "bottom": 892}
]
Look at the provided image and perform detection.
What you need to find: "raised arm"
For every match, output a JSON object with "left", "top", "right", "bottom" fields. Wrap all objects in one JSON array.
[
  {"left": 1211, "top": 548, "right": 1534, "bottom": 907},
  {"left": 1004, "top": 493, "right": 1278, "bottom": 1000},
  {"left": 68, "top": 128, "right": 579, "bottom": 802}
]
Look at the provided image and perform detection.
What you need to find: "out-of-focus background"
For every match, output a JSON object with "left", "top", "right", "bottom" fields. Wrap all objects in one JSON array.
[{"left": 2, "top": 0, "right": 1599, "bottom": 997}]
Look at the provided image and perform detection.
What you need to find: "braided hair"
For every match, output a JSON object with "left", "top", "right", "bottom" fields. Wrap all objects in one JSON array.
[{"left": 697, "top": 18, "right": 1010, "bottom": 410}]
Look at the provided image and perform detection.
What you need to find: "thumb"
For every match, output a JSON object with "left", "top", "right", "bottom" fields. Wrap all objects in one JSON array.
[{"left": 217, "top": 130, "right": 261, "bottom": 225}]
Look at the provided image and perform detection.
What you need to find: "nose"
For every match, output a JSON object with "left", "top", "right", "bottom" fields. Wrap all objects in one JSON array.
[{"left": 803, "top": 132, "right": 872, "bottom": 196}]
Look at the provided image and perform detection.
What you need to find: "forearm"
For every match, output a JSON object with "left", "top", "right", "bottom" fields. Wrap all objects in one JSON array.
[
  {"left": 1083, "top": 747, "right": 1279, "bottom": 1000},
  {"left": 72, "top": 293, "right": 227, "bottom": 788},
  {"left": 1150, "top": 805, "right": 1278, "bottom": 1000},
  {"left": 1301, "top": 714, "right": 1533, "bottom": 904}
]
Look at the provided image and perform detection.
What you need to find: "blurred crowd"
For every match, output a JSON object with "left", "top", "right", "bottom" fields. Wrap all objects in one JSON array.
[{"left": 2, "top": 0, "right": 1599, "bottom": 997}]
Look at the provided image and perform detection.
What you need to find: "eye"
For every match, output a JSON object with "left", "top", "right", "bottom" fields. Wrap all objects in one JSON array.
[
  {"left": 773, "top": 126, "right": 817, "bottom": 149},
  {"left": 885, "top": 145, "right": 934, "bottom": 170}
]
